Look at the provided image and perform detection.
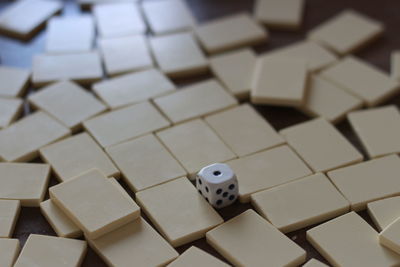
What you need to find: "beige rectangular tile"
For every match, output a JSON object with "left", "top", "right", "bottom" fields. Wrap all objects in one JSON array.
[
  {"left": 348, "top": 105, "right": 400, "bottom": 158},
  {"left": 40, "top": 133, "right": 119, "bottom": 182},
  {"left": 227, "top": 145, "right": 312, "bottom": 203},
  {"left": 0, "top": 0, "right": 62, "bottom": 40},
  {"left": 195, "top": 13, "right": 268, "bottom": 54},
  {"left": 308, "top": 9, "right": 384, "bottom": 55},
  {"left": 251, "top": 56, "right": 308, "bottom": 107},
  {"left": 0, "top": 98, "right": 23, "bottom": 129},
  {"left": 28, "top": 81, "right": 107, "bottom": 132},
  {"left": 259, "top": 40, "right": 337, "bottom": 72},
  {"left": 136, "top": 177, "right": 223, "bottom": 247},
  {"left": 32, "top": 52, "right": 103, "bottom": 87},
  {"left": 251, "top": 173, "right": 349, "bottom": 233},
  {"left": 93, "top": 2, "right": 145, "bottom": 38},
  {"left": 84, "top": 101, "right": 170, "bottom": 148},
  {"left": 379, "top": 217, "right": 400, "bottom": 254},
  {"left": 106, "top": 134, "right": 186, "bottom": 192},
  {"left": 303, "top": 259, "right": 328, "bottom": 267},
  {"left": 254, "top": 0, "right": 305, "bottom": 29},
  {"left": 46, "top": 15, "right": 94, "bottom": 53},
  {"left": 40, "top": 199, "right": 82, "bottom": 238},
  {"left": 93, "top": 69, "right": 175, "bottom": 109},
  {"left": 167, "top": 246, "right": 229, "bottom": 267},
  {"left": 50, "top": 169, "right": 140, "bottom": 239},
  {"left": 280, "top": 118, "right": 363, "bottom": 172},
  {"left": 210, "top": 48, "right": 257, "bottom": 99},
  {"left": 392, "top": 51, "right": 400, "bottom": 81},
  {"left": 307, "top": 212, "right": 400, "bottom": 267},
  {"left": 88, "top": 217, "right": 178, "bottom": 266},
  {"left": 14, "top": 234, "right": 86, "bottom": 267},
  {"left": 99, "top": 35, "right": 153, "bottom": 76},
  {"left": 0, "top": 163, "right": 50, "bottom": 207},
  {"left": 206, "top": 210, "right": 306, "bottom": 267},
  {"left": 154, "top": 79, "right": 238, "bottom": 124},
  {"left": 150, "top": 32, "right": 208, "bottom": 78},
  {"left": 0, "top": 66, "right": 30, "bottom": 98},
  {"left": 320, "top": 56, "right": 399, "bottom": 107},
  {"left": 0, "top": 239, "right": 20, "bottom": 267},
  {"left": 301, "top": 75, "right": 363, "bottom": 124},
  {"left": 328, "top": 155, "right": 400, "bottom": 211},
  {"left": 0, "top": 111, "right": 70, "bottom": 162},
  {"left": 142, "top": 0, "right": 196, "bottom": 35},
  {"left": 0, "top": 200, "right": 20, "bottom": 238},
  {"left": 205, "top": 104, "right": 284, "bottom": 157},
  {"left": 367, "top": 196, "right": 400, "bottom": 231},
  {"left": 156, "top": 119, "right": 236, "bottom": 175}
]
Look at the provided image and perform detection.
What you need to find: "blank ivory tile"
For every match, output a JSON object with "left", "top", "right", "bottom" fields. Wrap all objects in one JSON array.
[
  {"left": 206, "top": 209, "right": 306, "bottom": 267},
  {"left": 308, "top": 9, "right": 384, "bottom": 55},
  {"left": 392, "top": 51, "right": 400, "bottom": 81},
  {"left": 251, "top": 56, "right": 308, "bottom": 107},
  {"left": 251, "top": 173, "right": 349, "bottom": 233},
  {"left": 29, "top": 81, "right": 106, "bottom": 132},
  {"left": 93, "top": 69, "right": 175, "bottom": 109},
  {"left": 150, "top": 32, "right": 208, "bottom": 78},
  {"left": 0, "top": 0, "right": 62, "bottom": 40},
  {"left": 348, "top": 105, "right": 400, "bottom": 158},
  {"left": 40, "top": 132, "right": 119, "bottom": 182},
  {"left": 84, "top": 101, "right": 170, "bottom": 148},
  {"left": 227, "top": 145, "right": 312, "bottom": 203},
  {"left": 32, "top": 52, "right": 103, "bottom": 87},
  {"left": 106, "top": 134, "right": 186, "bottom": 192},
  {"left": 0, "top": 66, "right": 30, "bottom": 97},
  {"left": 40, "top": 199, "right": 82, "bottom": 238},
  {"left": 154, "top": 79, "right": 238, "bottom": 124},
  {"left": 167, "top": 246, "right": 229, "bottom": 267},
  {"left": 367, "top": 196, "right": 400, "bottom": 231},
  {"left": 306, "top": 212, "right": 400, "bottom": 267},
  {"left": 0, "top": 163, "right": 50, "bottom": 207},
  {"left": 280, "top": 118, "right": 363, "bottom": 172},
  {"left": 0, "top": 98, "right": 23, "bottom": 129},
  {"left": 88, "top": 217, "right": 178, "bottom": 267},
  {"left": 156, "top": 119, "right": 236, "bottom": 175},
  {"left": 93, "top": 2, "right": 146, "bottom": 38},
  {"left": 14, "top": 234, "right": 87, "bottom": 267},
  {"left": 328, "top": 155, "right": 400, "bottom": 211},
  {"left": 303, "top": 259, "right": 328, "bottom": 267},
  {"left": 254, "top": 0, "right": 305, "bottom": 29},
  {"left": 50, "top": 169, "right": 140, "bottom": 239},
  {"left": 261, "top": 41, "right": 337, "bottom": 73},
  {"left": 379, "top": 217, "right": 400, "bottom": 254},
  {"left": 209, "top": 48, "right": 257, "bottom": 99},
  {"left": 0, "top": 200, "right": 20, "bottom": 238},
  {"left": 0, "top": 239, "right": 20, "bottom": 267},
  {"left": 142, "top": 0, "right": 196, "bottom": 35},
  {"left": 195, "top": 13, "right": 268, "bottom": 54},
  {"left": 320, "top": 56, "right": 400, "bottom": 107},
  {"left": 46, "top": 15, "right": 94, "bottom": 53},
  {"left": 301, "top": 75, "right": 362, "bottom": 124},
  {"left": 205, "top": 104, "right": 284, "bottom": 157},
  {"left": 0, "top": 111, "right": 70, "bottom": 162},
  {"left": 99, "top": 35, "right": 153, "bottom": 76},
  {"left": 136, "top": 177, "right": 223, "bottom": 247}
]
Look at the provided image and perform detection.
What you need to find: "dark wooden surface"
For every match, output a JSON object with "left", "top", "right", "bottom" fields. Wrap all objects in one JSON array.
[{"left": 1, "top": 0, "right": 400, "bottom": 266}]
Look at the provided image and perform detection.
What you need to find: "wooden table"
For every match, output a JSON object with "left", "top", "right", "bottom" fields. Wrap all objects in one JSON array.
[{"left": 1, "top": 0, "right": 399, "bottom": 265}]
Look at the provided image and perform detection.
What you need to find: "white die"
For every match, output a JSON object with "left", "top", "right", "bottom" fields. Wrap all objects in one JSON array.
[{"left": 196, "top": 163, "right": 238, "bottom": 208}]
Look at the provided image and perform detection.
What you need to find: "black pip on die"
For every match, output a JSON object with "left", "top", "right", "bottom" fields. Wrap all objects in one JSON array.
[{"left": 196, "top": 163, "right": 238, "bottom": 208}]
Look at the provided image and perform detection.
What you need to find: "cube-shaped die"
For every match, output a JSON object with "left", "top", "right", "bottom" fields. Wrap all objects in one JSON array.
[{"left": 196, "top": 163, "right": 238, "bottom": 208}]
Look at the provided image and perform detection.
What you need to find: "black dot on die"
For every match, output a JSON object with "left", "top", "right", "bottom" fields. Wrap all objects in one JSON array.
[
  {"left": 205, "top": 197, "right": 209, "bottom": 202},
  {"left": 223, "top": 192, "right": 228, "bottom": 198},
  {"left": 229, "top": 184, "right": 235, "bottom": 190},
  {"left": 229, "top": 195, "right": 235, "bottom": 201},
  {"left": 216, "top": 189, "right": 222, "bottom": 194},
  {"left": 198, "top": 179, "right": 202, "bottom": 185},
  {"left": 216, "top": 199, "right": 223, "bottom": 206},
  {"left": 198, "top": 190, "right": 202, "bottom": 196},
  {"left": 205, "top": 186, "right": 209, "bottom": 193}
]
